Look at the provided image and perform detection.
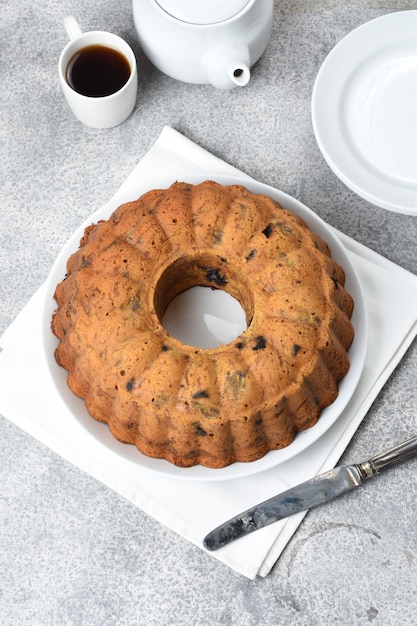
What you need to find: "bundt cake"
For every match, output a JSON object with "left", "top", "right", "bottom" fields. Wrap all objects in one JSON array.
[{"left": 51, "top": 180, "right": 354, "bottom": 468}]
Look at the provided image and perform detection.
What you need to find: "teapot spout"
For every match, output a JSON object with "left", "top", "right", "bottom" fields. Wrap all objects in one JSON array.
[
  {"left": 229, "top": 64, "right": 251, "bottom": 88},
  {"left": 202, "top": 45, "right": 251, "bottom": 90}
]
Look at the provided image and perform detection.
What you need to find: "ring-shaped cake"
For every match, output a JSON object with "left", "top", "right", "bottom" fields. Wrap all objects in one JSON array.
[{"left": 51, "top": 181, "right": 354, "bottom": 468}]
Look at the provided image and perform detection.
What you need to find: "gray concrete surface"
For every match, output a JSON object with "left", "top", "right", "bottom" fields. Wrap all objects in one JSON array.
[{"left": 1, "top": 1, "right": 416, "bottom": 624}]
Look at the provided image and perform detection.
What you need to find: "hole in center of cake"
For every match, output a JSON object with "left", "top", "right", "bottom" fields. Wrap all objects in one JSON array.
[
  {"left": 162, "top": 287, "right": 247, "bottom": 348},
  {"left": 155, "top": 255, "right": 252, "bottom": 349}
]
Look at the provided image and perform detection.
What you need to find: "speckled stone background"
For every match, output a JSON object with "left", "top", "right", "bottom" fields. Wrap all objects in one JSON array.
[{"left": 1, "top": 1, "right": 416, "bottom": 624}]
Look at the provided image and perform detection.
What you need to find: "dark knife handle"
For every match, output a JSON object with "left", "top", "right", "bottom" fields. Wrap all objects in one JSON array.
[{"left": 358, "top": 435, "right": 417, "bottom": 478}]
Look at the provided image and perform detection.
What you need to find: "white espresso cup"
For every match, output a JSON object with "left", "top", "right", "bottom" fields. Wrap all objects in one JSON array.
[{"left": 58, "top": 16, "right": 138, "bottom": 128}]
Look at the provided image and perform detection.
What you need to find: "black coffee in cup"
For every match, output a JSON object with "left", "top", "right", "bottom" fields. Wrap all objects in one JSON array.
[{"left": 66, "top": 44, "right": 131, "bottom": 97}]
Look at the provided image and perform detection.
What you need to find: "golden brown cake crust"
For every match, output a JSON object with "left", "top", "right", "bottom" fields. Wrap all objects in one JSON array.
[{"left": 52, "top": 181, "right": 354, "bottom": 468}]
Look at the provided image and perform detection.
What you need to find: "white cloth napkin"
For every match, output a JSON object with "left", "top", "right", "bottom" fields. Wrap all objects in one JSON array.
[{"left": 1, "top": 126, "right": 417, "bottom": 579}]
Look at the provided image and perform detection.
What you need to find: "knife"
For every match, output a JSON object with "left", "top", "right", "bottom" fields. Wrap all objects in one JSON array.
[{"left": 203, "top": 435, "right": 417, "bottom": 551}]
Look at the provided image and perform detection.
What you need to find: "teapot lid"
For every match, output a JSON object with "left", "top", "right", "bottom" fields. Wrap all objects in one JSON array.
[{"left": 156, "top": 0, "right": 251, "bottom": 25}]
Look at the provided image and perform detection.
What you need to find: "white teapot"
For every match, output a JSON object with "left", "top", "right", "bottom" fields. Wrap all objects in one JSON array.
[{"left": 132, "top": 0, "right": 274, "bottom": 90}]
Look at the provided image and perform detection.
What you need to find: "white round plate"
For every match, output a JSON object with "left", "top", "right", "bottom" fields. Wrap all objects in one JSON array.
[
  {"left": 312, "top": 11, "right": 417, "bottom": 215},
  {"left": 42, "top": 174, "right": 368, "bottom": 481}
]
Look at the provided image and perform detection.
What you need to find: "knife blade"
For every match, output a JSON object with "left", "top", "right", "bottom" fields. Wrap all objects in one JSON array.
[{"left": 203, "top": 435, "right": 417, "bottom": 551}]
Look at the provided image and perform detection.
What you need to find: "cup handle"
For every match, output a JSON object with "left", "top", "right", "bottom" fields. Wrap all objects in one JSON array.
[{"left": 64, "top": 15, "right": 82, "bottom": 41}]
